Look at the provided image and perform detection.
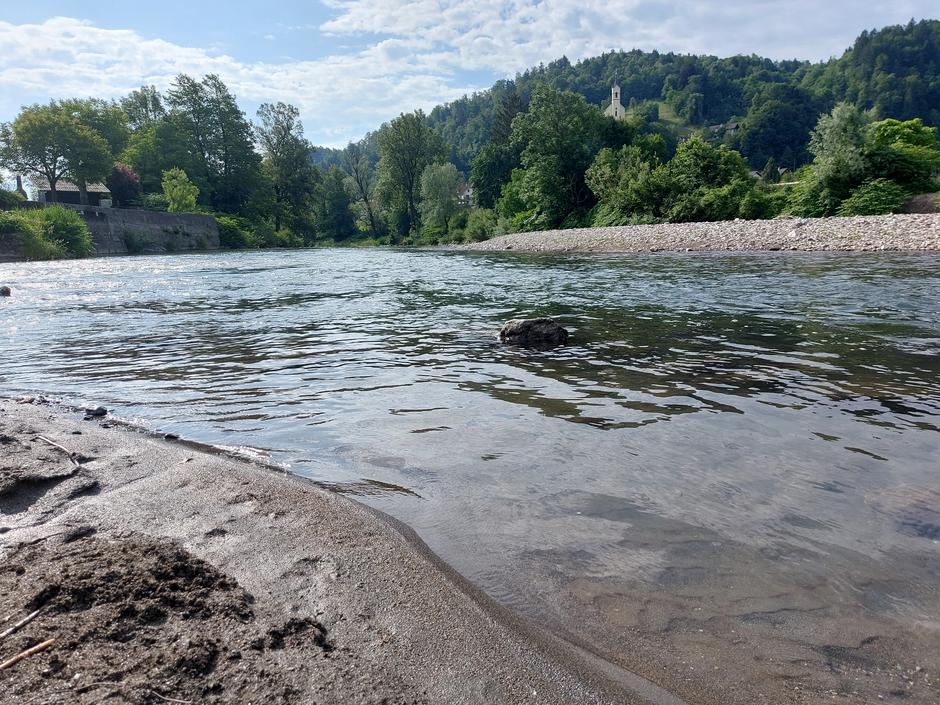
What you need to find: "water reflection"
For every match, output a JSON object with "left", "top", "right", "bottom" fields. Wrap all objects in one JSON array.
[{"left": 2, "top": 249, "right": 939, "bottom": 701}]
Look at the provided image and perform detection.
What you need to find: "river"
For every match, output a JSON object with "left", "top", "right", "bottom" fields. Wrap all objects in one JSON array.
[{"left": 2, "top": 248, "right": 938, "bottom": 703}]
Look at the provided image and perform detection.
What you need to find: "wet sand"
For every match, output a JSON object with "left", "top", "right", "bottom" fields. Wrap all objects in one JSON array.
[
  {"left": 0, "top": 398, "right": 652, "bottom": 705},
  {"left": 2, "top": 399, "right": 937, "bottom": 704}
]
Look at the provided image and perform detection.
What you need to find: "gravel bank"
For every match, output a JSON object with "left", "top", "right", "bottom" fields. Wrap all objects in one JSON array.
[
  {"left": 0, "top": 399, "right": 679, "bottom": 705},
  {"left": 462, "top": 213, "right": 940, "bottom": 253}
]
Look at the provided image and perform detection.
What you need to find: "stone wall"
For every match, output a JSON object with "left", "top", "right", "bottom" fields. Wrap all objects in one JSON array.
[
  {"left": 0, "top": 206, "right": 220, "bottom": 261},
  {"left": 75, "top": 206, "right": 220, "bottom": 256}
]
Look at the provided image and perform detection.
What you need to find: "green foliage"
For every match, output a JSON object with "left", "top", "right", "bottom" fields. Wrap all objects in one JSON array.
[
  {"left": 256, "top": 102, "right": 320, "bottom": 233},
  {"left": 508, "top": 87, "right": 632, "bottom": 228},
  {"left": 376, "top": 111, "right": 447, "bottom": 241},
  {"left": 1, "top": 206, "right": 93, "bottom": 259},
  {"left": 142, "top": 193, "right": 169, "bottom": 211},
  {"left": 837, "top": 179, "right": 909, "bottom": 216},
  {"left": 419, "top": 162, "right": 463, "bottom": 235},
  {"left": 216, "top": 215, "right": 253, "bottom": 249},
  {"left": 586, "top": 136, "right": 773, "bottom": 224},
  {"left": 162, "top": 168, "right": 199, "bottom": 213},
  {"left": 0, "top": 188, "right": 25, "bottom": 210},
  {"left": 34, "top": 206, "right": 93, "bottom": 257},
  {"left": 315, "top": 166, "right": 356, "bottom": 242}
]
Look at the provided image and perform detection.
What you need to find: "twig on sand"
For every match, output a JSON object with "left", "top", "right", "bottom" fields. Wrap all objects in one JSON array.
[
  {"left": 148, "top": 691, "right": 193, "bottom": 704},
  {"left": 0, "top": 638, "right": 56, "bottom": 670},
  {"left": 0, "top": 608, "right": 42, "bottom": 640},
  {"left": 36, "top": 436, "right": 80, "bottom": 467}
]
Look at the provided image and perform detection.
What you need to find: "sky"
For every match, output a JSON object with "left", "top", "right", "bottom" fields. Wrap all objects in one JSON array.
[{"left": 0, "top": 2, "right": 936, "bottom": 148}]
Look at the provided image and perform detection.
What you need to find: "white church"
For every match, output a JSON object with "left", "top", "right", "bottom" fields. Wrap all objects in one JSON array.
[{"left": 604, "top": 84, "right": 626, "bottom": 120}]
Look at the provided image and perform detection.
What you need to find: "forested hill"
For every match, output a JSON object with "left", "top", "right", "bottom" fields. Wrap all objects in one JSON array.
[{"left": 315, "top": 19, "right": 940, "bottom": 172}]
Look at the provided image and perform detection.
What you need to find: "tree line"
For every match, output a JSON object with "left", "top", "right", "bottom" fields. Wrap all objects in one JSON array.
[{"left": 1, "top": 19, "right": 938, "bottom": 254}]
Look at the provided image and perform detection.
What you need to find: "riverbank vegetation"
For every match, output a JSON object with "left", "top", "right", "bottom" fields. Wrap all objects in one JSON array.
[
  {"left": 1, "top": 19, "right": 938, "bottom": 252},
  {"left": 0, "top": 205, "right": 93, "bottom": 259}
]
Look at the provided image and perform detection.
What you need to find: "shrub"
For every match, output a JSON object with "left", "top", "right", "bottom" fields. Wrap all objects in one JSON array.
[
  {"left": 0, "top": 188, "right": 25, "bottom": 210},
  {"left": 35, "top": 206, "right": 94, "bottom": 257},
  {"left": 463, "top": 208, "right": 498, "bottom": 242},
  {"left": 162, "top": 168, "right": 199, "bottom": 213},
  {"left": 837, "top": 178, "right": 909, "bottom": 216},
  {"left": 0, "top": 210, "right": 24, "bottom": 234},
  {"left": 107, "top": 163, "right": 142, "bottom": 207},
  {"left": 142, "top": 193, "right": 169, "bottom": 211},
  {"left": 216, "top": 215, "right": 253, "bottom": 249}
]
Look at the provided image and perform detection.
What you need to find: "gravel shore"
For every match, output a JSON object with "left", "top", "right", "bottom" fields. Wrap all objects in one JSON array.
[
  {"left": 0, "top": 399, "right": 681, "bottom": 705},
  {"left": 462, "top": 213, "right": 940, "bottom": 254}
]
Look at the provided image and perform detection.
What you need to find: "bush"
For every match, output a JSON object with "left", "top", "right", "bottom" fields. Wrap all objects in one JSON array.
[
  {"left": 0, "top": 209, "right": 69, "bottom": 259},
  {"left": 837, "top": 178, "right": 909, "bottom": 216},
  {"left": 463, "top": 208, "right": 498, "bottom": 242},
  {"left": 216, "top": 216, "right": 253, "bottom": 249},
  {"left": 35, "top": 206, "right": 94, "bottom": 257},
  {"left": 0, "top": 188, "right": 25, "bottom": 210},
  {"left": 162, "top": 168, "right": 199, "bottom": 213},
  {"left": 142, "top": 193, "right": 169, "bottom": 211}
]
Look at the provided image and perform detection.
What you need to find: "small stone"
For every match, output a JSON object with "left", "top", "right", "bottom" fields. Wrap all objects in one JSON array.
[
  {"left": 84, "top": 406, "right": 108, "bottom": 418},
  {"left": 0, "top": 286, "right": 11, "bottom": 297},
  {"left": 499, "top": 318, "right": 569, "bottom": 350}
]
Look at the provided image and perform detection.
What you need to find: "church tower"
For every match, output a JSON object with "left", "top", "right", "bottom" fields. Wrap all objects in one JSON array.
[{"left": 604, "top": 84, "right": 624, "bottom": 120}]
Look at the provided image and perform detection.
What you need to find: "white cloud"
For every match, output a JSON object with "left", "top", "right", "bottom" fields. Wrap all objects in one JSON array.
[{"left": 0, "top": 3, "right": 937, "bottom": 146}]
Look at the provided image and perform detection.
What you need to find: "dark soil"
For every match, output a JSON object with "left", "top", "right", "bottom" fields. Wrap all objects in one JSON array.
[{"left": 0, "top": 537, "right": 333, "bottom": 704}]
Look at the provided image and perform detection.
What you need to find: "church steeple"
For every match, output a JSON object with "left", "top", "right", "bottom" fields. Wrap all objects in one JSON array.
[{"left": 604, "top": 83, "right": 625, "bottom": 120}]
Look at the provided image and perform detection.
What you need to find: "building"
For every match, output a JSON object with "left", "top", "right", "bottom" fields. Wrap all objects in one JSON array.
[
  {"left": 604, "top": 84, "right": 625, "bottom": 120},
  {"left": 32, "top": 179, "right": 112, "bottom": 207},
  {"left": 458, "top": 184, "right": 473, "bottom": 207}
]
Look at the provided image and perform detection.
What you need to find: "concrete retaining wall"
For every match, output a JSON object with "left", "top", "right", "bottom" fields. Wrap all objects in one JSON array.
[
  {"left": 0, "top": 207, "right": 220, "bottom": 261},
  {"left": 75, "top": 206, "right": 220, "bottom": 256}
]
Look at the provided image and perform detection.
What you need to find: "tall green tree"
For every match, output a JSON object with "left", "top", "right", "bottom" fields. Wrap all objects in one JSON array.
[
  {"left": 343, "top": 143, "right": 381, "bottom": 237},
  {"left": 121, "top": 86, "right": 166, "bottom": 131},
  {"left": 376, "top": 111, "right": 446, "bottom": 240},
  {"left": 255, "top": 102, "right": 319, "bottom": 232},
  {"left": 162, "top": 167, "right": 199, "bottom": 212},
  {"left": 316, "top": 166, "right": 356, "bottom": 241},
  {"left": 166, "top": 74, "right": 261, "bottom": 213},
  {"left": 0, "top": 105, "right": 74, "bottom": 202},
  {"left": 419, "top": 162, "right": 463, "bottom": 235},
  {"left": 510, "top": 87, "right": 628, "bottom": 227}
]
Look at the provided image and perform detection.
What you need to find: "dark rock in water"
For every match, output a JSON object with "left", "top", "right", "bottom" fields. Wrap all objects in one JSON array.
[
  {"left": 0, "top": 286, "right": 11, "bottom": 297},
  {"left": 84, "top": 406, "right": 108, "bottom": 418},
  {"left": 499, "top": 318, "right": 569, "bottom": 349}
]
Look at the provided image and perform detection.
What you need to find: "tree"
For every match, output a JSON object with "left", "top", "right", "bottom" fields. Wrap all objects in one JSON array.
[
  {"left": 419, "top": 162, "right": 463, "bottom": 235},
  {"left": 343, "top": 144, "right": 381, "bottom": 237},
  {"left": 107, "top": 163, "right": 142, "bottom": 207},
  {"left": 162, "top": 168, "right": 199, "bottom": 212},
  {"left": 63, "top": 123, "right": 112, "bottom": 205},
  {"left": 760, "top": 157, "right": 780, "bottom": 183},
  {"left": 166, "top": 74, "right": 262, "bottom": 213},
  {"left": 0, "top": 106, "right": 73, "bottom": 202},
  {"left": 122, "top": 86, "right": 166, "bottom": 131},
  {"left": 510, "top": 87, "right": 630, "bottom": 227},
  {"left": 736, "top": 85, "right": 823, "bottom": 169},
  {"left": 57, "top": 98, "right": 129, "bottom": 157},
  {"left": 808, "top": 102, "right": 870, "bottom": 199},
  {"left": 316, "top": 166, "right": 356, "bottom": 241},
  {"left": 255, "top": 102, "right": 319, "bottom": 232},
  {"left": 376, "top": 111, "right": 446, "bottom": 240}
]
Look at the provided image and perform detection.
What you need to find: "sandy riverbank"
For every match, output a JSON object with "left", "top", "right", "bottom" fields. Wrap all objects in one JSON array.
[
  {"left": 462, "top": 213, "right": 940, "bottom": 253},
  {"left": 0, "top": 398, "right": 688, "bottom": 705}
]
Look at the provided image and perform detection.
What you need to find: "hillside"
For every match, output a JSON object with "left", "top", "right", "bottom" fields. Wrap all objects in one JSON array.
[{"left": 314, "top": 19, "right": 940, "bottom": 173}]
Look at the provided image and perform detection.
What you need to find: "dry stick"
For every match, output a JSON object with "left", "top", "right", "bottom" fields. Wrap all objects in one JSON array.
[
  {"left": 147, "top": 691, "right": 193, "bottom": 704},
  {"left": 36, "top": 436, "right": 80, "bottom": 467},
  {"left": 0, "top": 638, "right": 56, "bottom": 670},
  {"left": 0, "top": 608, "right": 42, "bottom": 640}
]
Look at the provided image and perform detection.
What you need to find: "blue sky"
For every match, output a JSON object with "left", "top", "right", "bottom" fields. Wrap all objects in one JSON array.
[{"left": 0, "top": 2, "right": 937, "bottom": 147}]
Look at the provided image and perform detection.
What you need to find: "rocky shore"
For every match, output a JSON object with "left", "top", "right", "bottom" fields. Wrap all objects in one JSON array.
[
  {"left": 462, "top": 213, "right": 940, "bottom": 254},
  {"left": 0, "top": 399, "right": 675, "bottom": 705}
]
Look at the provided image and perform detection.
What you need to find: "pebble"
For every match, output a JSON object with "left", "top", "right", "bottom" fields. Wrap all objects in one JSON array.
[{"left": 464, "top": 213, "right": 940, "bottom": 254}]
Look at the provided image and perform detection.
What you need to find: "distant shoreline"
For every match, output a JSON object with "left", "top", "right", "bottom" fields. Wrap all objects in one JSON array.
[{"left": 460, "top": 213, "right": 940, "bottom": 254}]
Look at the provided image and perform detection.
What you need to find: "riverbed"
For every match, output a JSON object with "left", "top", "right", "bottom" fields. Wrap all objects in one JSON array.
[{"left": 1, "top": 248, "right": 938, "bottom": 703}]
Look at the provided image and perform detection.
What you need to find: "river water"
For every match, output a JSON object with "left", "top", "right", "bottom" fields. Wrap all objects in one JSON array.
[{"left": 2, "top": 249, "right": 939, "bottom": 703}]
